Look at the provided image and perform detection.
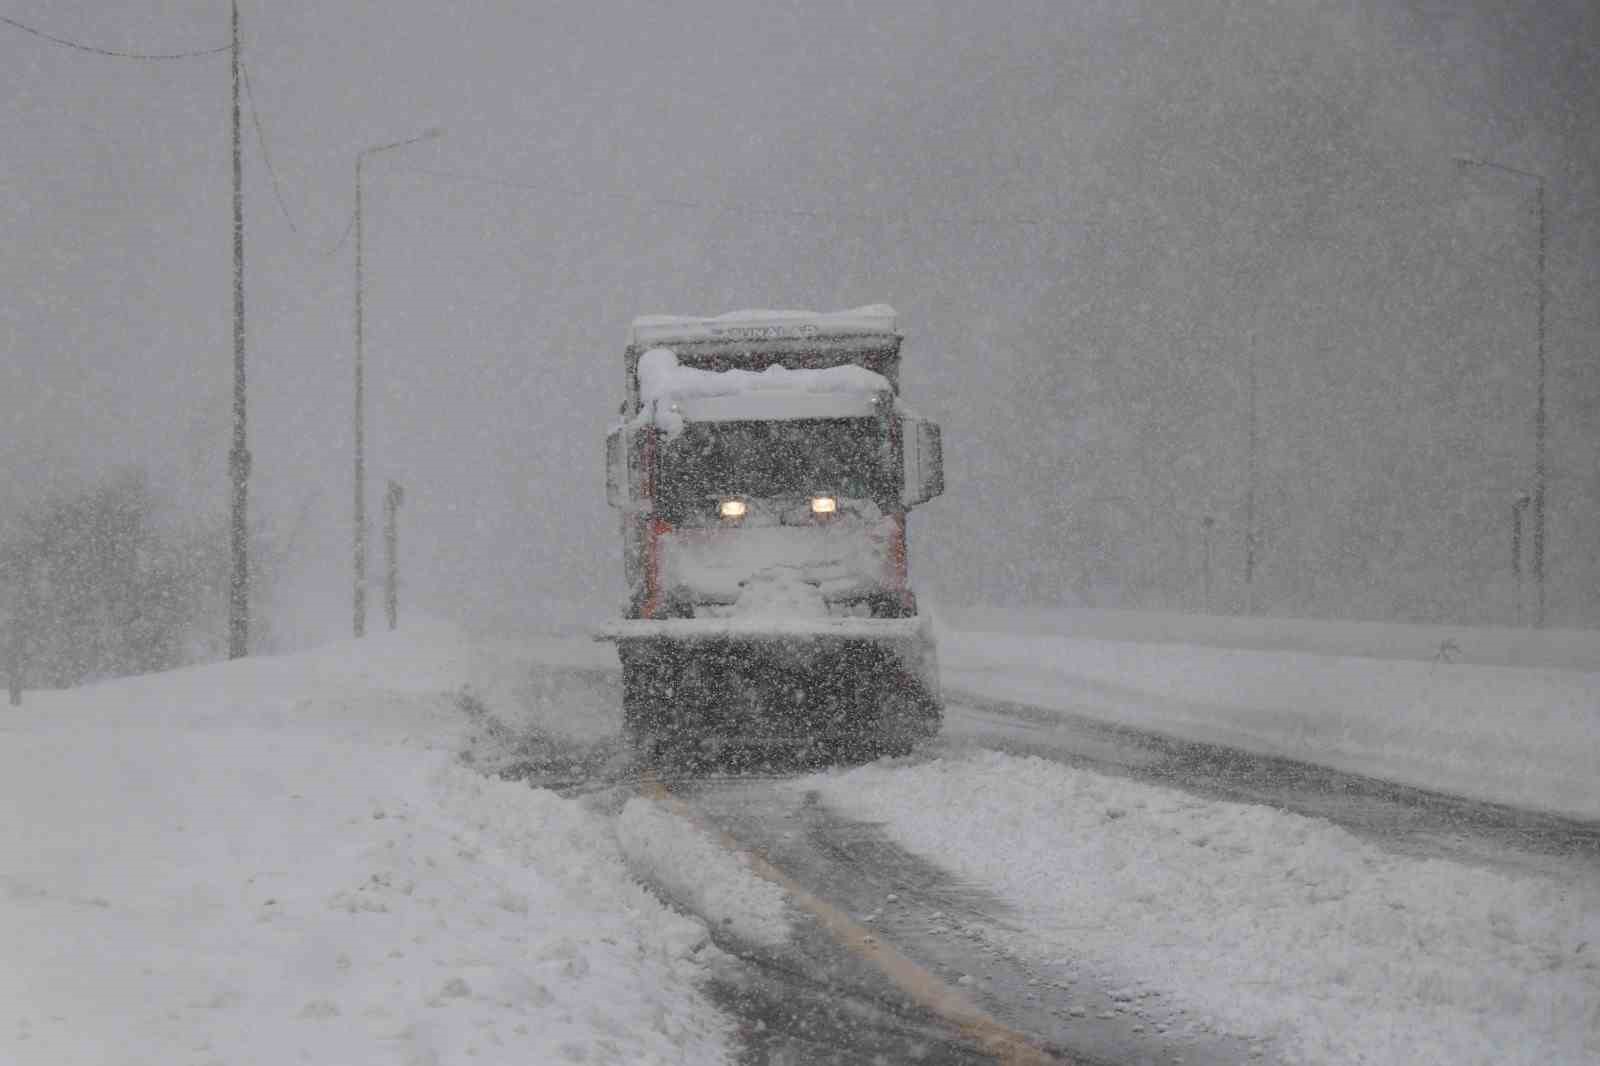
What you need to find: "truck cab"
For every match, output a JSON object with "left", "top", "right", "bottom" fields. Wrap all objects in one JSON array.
[{"left": 599, "top": 306, "right": 944, "bottom": 764}]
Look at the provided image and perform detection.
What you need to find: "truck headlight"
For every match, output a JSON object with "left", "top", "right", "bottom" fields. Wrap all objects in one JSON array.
[
  {"left": 810, "top": 496, "right": 838, "bottom": 515},
  {"left": 720, "top": 499, "right": 747, "bottom": 519}
]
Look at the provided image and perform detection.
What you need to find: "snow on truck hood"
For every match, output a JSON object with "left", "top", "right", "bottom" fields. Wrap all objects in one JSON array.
[{"left": 637, "top": 347, "right": 889, "bottom": 436}]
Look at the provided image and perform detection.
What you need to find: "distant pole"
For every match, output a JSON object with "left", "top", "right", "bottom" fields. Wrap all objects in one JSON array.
[
  {"left": 353, "top": 150, "right": 367, "bottom": 638},
  {"left": 1201, "top": 515, "right": 1216, "bottom": 611},
  {"left": 1244, "top": 331, "right": 1259, "bottom": 614},
  {"left": 384, "top": 481, "right": 403, "bottom": 631},
  {"left": 1512, "top": 492, "right": 1530, "bottom": 623},
  {"left": 6, "top": 613, "right": 20, "bottom": 707},
  {"left": 1534, "top": 178, "right": 1547, "bottom": 628},
  {"left": 1511, "top": 493, "right": 1530, "bottom": 578},
  {"left": 7, "top": 560, "right": 28, "bottom": 707},
  {"left": 227, "top": 0, "right": 250, "bottom": 659},
  {"left": 1455, "top": 156, "right": 1547, "bottom": 627},
  {"left": 353, "top": 128, "right": 443, "bottom": 639}
]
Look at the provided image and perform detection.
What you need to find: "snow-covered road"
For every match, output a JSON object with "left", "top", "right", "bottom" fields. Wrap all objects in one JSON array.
[
  {"left": 801, "top": 750, "right": 1596, "bottom": 1065},
  {"left": 944, "top": 692, "right": 1599, "bottom": 881},
  {"left": 3, "top": 611, "right": 1596, "bottom": 1064}
]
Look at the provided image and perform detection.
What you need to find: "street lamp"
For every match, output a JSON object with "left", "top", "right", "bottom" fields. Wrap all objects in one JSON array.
[
  {"left": 354, "top": 127, "right": 443, "bottom": 638},
  {"left": 1244, "top": 329, "right": 1259, "bottom": 615},
  {"left": 1454, "top": 156, "right": 1547, "bottom": 628}
]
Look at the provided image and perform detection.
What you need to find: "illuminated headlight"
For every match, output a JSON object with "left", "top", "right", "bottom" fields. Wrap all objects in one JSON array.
[
  {"left": 810, "top": 496, "right": 838, "bottom": 515},
  {"left": 719, "top": 499, "right": 747, "bottom": 519}
]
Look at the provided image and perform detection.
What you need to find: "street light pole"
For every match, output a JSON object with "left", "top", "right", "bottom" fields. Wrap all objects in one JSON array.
[
  {"left": 353, "top": 128, "right": 442, "bottom": 638},
  {"left": 1244, "top": 329, "right": 1259, "bottom": 615},
  {"left": 1455, "top": 156, "right": 1547, "bottom": 627},
  {"left": 227, "top": 0, "right": 250, "bottom": 659}
]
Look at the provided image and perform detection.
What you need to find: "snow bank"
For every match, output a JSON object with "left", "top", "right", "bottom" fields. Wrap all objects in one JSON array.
[
  {"left": 0, "top": 622, "right": 731, "bottom": 1066},
  {"left": 455, "top": 632, "right": 623, "bottom": 747},
  {"left": 616, "top": 797, "right": 793, "bottom": 949},
  {"left": 941, "top": 620, "right": 1600, "bottom": 820},
  {"left": 945, "top": 606, "right": 1600, "bottom": 670},
  {"left": 808, "top": 751, "right": 1600, "bottom": 1066}
]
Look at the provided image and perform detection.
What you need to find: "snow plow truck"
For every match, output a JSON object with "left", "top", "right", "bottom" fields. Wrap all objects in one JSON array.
[{"left": 596, "top": 306, "right": 945, "bottom": 763}]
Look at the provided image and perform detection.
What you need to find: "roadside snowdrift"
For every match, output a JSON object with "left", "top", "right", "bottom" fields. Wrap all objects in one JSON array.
[
  {"left": 0, "top": 620, "right": 730, "bottom": 1066},
  {"left": 617, "top": 797, "right": 793, "bottom": 949}
]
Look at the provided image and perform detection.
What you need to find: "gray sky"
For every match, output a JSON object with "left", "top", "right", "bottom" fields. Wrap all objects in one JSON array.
[{"left": 3, "top": 0, "right": 1597, "bottom": 646}]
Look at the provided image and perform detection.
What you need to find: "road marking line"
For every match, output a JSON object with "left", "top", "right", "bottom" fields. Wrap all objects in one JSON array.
[{"left": 641, "top": 778, "right": 1068, "bottom": 1065}]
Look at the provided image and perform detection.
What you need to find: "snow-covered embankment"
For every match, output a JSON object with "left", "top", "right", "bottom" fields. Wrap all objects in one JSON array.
[{"left": 0, "top": 620, "right": 730, "bottom": 1066}]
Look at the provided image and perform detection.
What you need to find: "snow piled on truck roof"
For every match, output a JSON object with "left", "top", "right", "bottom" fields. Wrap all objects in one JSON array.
[
  {"left": 637, "top": 346, "right": 889, "bottom": 435},
  {"left": 630, "top": 305, "right": 896, "bottom": 347}
]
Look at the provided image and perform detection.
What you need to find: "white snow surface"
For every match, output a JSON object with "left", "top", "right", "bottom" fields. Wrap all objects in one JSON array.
[
  {"left": 616, "top": 798, "right": 793, "bottom": 949},
  {"left": 6, "top": 604, "right": 1599, "bottom": 1065},
  {"left": 805, "top": 751, "right": 1600, "bottom": 1066},
  {"left": 0, "top": 618, "right": 730, "bottom": 1066},
  {"left": 935, "top": 608, "right": 1600, "bottom": 819},
  {"left": 636, "top": 346, "right": 889, "bottom": 435}
]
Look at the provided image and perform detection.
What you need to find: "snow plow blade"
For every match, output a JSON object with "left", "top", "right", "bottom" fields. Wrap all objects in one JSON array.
[
  {"left": 595, "top": 616, "right": 931, "bottom": 644},
  {"left": 595, "top": 617, "right": 941, "bottom": 763}
]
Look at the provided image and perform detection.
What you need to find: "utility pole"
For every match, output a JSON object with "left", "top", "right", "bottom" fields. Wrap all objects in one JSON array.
[
  {"left": 384, "top": 481, "right": 403, "bottom": 631},
  {"left": 1533, "top": 177, "right": 1547, "bottom": 629},
  {"left": 353, "top": 148, "right": 367, "bottom": 638},
  {"left": 1455, "top": 157, "right": 1547, "bottom": 627},
  {"left": 1244, "top": 330, "right": 1259, "bottom": 614},
  {"left": 227, "top": 0, "right": 251, "bottom": 658}
]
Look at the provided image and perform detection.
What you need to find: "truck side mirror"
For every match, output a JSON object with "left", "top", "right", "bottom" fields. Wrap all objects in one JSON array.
[
  {"left": 902, "top": 415, "right": 944, "bottom": 507},
  {"left": 605, "top": 427, "right": 627, "bottom": 508}
]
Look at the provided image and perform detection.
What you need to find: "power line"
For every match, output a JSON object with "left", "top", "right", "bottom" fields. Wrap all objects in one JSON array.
[
  {"left": 0, "top": 13, "right": 229, "bottom": 59},
  {"left": 323, "top": 210, "right": 357, "bottom": 260},
  {"left": 240, "top": 59, "right": 297, "bottom": 234},
  {"left": 7, "top": 8, "right": 346, "bottom": 257}
]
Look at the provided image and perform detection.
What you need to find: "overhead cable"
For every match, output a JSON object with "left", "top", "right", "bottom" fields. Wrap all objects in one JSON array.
[
  {"left": 0, "top": 13, "right": 230, "bottom": 59},
  {"left": 241, "top": 60, "right": 298, "bottom": 234}
]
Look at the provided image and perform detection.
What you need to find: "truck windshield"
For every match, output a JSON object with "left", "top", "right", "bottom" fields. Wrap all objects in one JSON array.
[{"left": 656, "top": 418, "right": 894, "bottom": 518}]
